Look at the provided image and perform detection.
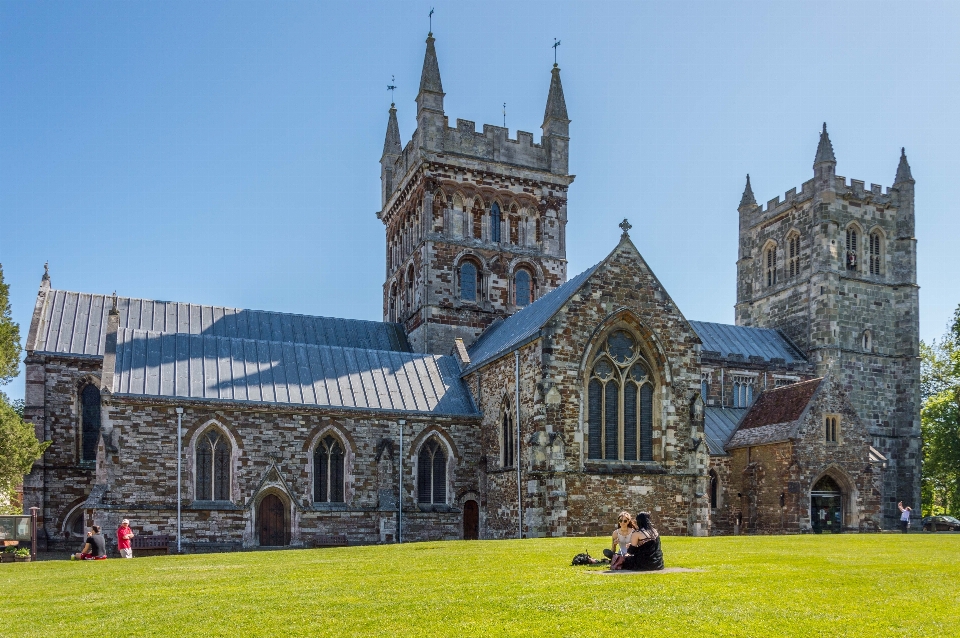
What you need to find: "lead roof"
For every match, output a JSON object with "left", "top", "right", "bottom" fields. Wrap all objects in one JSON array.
[{"left": 689, "top": 321, "right": 806, "bottom": 364}]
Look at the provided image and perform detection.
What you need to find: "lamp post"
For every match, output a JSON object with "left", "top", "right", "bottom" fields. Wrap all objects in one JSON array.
[
  {"left": 175, "top": 407, "right": 183, "bottom": 554},
  {"left": 398, "top": 419, "right": 405, "bottom": 544}
]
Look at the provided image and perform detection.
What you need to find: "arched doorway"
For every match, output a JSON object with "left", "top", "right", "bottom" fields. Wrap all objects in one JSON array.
[
  {"left": 258, "top": 494, "right": 290, "bottom": 547},
  {"left": 811, "top": 475, "right": 843, "bottom": 533},
  {"left": 463, "top": 500, "right": 479, "bottom": 540}
]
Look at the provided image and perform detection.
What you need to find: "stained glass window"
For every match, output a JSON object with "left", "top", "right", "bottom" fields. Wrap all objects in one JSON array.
[
  {"left": 196, "top": 430, "right": 230, "bottom": 501},
  {"left": 80, "top": 384, "right": 101, "bottom": 462},
  {"left": 314, "top": 435, "right": 345, "bottom": 503},
  {"left": 418, "top": 439, "right": 446, "bottom": 504}
]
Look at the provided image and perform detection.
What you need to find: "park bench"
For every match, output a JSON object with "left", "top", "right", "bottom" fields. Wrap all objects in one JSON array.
[
  {"left": 131, "top": 534, "right": 172, "bottom": 556},
  {"left": 304, "top": 534, "right": 348, "bottom": 548}
]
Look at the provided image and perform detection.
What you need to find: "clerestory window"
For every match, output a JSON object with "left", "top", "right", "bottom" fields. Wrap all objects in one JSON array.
[
  {"left": 515, "top": 269, "right": 532, "bottom": 307},
  {"left": 587, "top": 330, "right": 654, "bottom": 462},
  {"left": 460, "top": 262, "right": 478, "bottom": 302},
  {"left": 490, "top": 203, "right": 502, "bottom": 243}
]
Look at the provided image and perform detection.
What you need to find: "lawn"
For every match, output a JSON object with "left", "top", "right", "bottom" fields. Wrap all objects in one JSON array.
[{"left": 1, "top": 534, "right": 957, "bottom": 637}]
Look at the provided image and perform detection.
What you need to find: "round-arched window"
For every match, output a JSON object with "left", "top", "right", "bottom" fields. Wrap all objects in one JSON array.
[
  {"left": 515, "top": 269, "right": 532, "bottom": 307},
  {"left": 460, "top": 262, "right": 478, "bottom": 302},
  {"left": 587, "top": 330, "right": 655, "bottom": 462}
]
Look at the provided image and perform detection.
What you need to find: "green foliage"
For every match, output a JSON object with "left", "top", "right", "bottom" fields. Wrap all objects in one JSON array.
[
  {"left": 921, "top": 304, "right": 960, "bottom": 516},
  {"left": 13, "top": 548, "right": 30, "bottom": 557},
  {"left": 0, "top": 264, "right": 22, "bottom": 386},
  {"left": 0, "top": 395, "right": 49, "bottom": 515},
  {"left": 0, "top": 536, "right": 958, "bottom": 636}
]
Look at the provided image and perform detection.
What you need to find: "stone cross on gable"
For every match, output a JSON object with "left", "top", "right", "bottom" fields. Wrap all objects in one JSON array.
[{"left": 619, "top": 218, "right": 632, "bottom": 236}]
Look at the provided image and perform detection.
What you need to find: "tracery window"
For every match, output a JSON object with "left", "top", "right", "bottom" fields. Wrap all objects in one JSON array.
[
  {"left": 845, "top": 228, "right": 858, "bottom": 270},
  {"left": 587, "top": 330, "right": 654, "bottom": 462},
  {"left": 869, "top": 231, "right": 882, "bottom": 275},
  {"left": 765, "top": 246, "right": 777, "bottom": 287},
  {"left": 80, "top": 384, "right": 102, "bottom": 462},
  {"left": 460, "top": 261, "right": 478, "bottom": 302},
  {"left": 196, "top": 429, "right": 230, "bottom": 501},
  {"left": 417, "top": 438, "right": 447, "bottom": 505},
  {"left": 732, "top": 376, "right": 754, "bottom": 408},
  {"left": 501, "top": 401, "right": 515, "bottom": 468},
  {"left": 787, "top": 233, "right": 800, "bottom": 279},
  {"left": 314, "top": 435, "right": 345, "bottom": 503},
  {"left": 515, "top": 269, "right": 532, "bottom": 307},
  {"left": 490, "top": 203, "right": 502, "bottom": 243}
]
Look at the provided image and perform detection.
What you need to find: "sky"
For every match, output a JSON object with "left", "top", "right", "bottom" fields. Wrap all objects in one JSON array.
[{"left": 2, "top": 0, "right": 959, "bottom": 402}]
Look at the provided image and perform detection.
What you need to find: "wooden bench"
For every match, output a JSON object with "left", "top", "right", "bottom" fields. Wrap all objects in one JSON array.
[
  {"left": 131, "top": 534, "right": 172, "bottom": 556},
  {"left": 304, "top": 534, "right": 348, "bottom": 548}
]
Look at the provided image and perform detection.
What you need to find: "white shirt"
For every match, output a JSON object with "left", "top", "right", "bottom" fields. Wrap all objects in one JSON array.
[{"left": 900, "top": 510, "right": 911, "bottom": 522}]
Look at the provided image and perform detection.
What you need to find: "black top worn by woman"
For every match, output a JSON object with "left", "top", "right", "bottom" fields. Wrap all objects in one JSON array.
[{"left": 623, "top": 512, "right": 664, "bottom": 571}]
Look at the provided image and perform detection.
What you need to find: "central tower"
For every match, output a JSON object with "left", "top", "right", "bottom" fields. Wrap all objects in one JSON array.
[{"left": 378, "top": 33, "right": 575, "bottom": 354}]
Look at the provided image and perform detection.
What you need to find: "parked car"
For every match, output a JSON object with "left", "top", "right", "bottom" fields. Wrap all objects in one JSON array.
[{"left": 921, "top": 515, "right": 960, "bottom": 532}]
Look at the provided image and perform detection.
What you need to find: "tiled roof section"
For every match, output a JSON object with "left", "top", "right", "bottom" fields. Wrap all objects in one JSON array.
[
  {"left": 726, "top": 422, "right": 796, "bottom": 449},
  {"left": 735, "top": 377, "right": 822, "bottom": 431},
  {"left": 463, "top": 263, "right": 601, "bottom": 375},
  {"left": 111, "top": 328, "right": 476, "bottom": 415},
  {"left": 689, "top": 321, "right": 806, "bottom": 363},
  {"left": 32, "top": 290, "right": 410, "bottom": 357},
  {"left": 704, "top": 407, "right": 748, "bottom": 456}
]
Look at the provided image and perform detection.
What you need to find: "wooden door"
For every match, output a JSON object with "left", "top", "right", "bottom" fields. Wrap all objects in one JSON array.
[
  {"left": 258, "top": 494, "right": 289, "bottom": 546},
  {"left": 463, "top": 500, "right": 479, "bottom": 540}
]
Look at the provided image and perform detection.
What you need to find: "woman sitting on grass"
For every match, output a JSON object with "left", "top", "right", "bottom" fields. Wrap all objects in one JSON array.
[
  {"left": 603, "top": 511, "right": 638, "bottom": 569},
  {"left": 622, "top": 512, "right": 664, "bottom": 571}
]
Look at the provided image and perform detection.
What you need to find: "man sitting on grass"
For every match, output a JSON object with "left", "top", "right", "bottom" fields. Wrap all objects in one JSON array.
[{"left": 71, "top": 525, "right": 108, "bottom": 560}]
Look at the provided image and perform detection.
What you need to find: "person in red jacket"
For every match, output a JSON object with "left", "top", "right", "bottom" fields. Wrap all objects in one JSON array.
[{"left": 117, "top": 519, "right": 135, "bottom": 558}]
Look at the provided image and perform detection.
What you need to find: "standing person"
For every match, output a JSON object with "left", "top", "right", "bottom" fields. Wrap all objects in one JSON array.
[
  {"left": 71, "top": 525, "right": 107, "bottom": 560},
  {"left": 898, "top": 501, "right": 912, "bottom": 533},
  {"left": 117, "top": 519, "right": 135, "bottom": 558}
]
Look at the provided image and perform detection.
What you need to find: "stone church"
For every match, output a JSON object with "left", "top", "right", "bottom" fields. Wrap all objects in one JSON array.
[{"left": 21, "top": 33, "right": 920, "bottom": 551}]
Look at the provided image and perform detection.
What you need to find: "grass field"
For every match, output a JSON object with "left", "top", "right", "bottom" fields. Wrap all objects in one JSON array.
[{"left": 1, "top": 534, "right": 957, "bottom": 637}]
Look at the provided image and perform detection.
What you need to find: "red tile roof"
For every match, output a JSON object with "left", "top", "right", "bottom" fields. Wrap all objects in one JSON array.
[{"left": 736, "top": 378, "right": 823, "bottom": 431}]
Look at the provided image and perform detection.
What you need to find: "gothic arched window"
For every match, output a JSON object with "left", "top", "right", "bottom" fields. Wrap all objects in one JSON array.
[
  {"left": 787, "top": 233, "right": 800, "bottom": 279},
  {"left": 869, "top": 231, "right": 882, "bottom": 275},
  {"left": 765, "top": 245, "right": 777, "bottom": 287},
  {"left": 845, "top": 227, "right": 859, "bottom": 271},
  {"left": 515, "top": 269, "right": 532, "bottom": 307},
  {"left": 196, "top": 429, "right": 231, "bottom": 501},
  {"left": 709, "top": 469, "right": 719, "bottom": 509},
  {"left": 314, "top": 434, "right": 345, "bottom": 503},
  {"left": 405, "top": 265, "right": 415, "bottom": 312},
  {"left": 417, "top": 438, "right": 447, "bottom": 505},
  {"left": 460, "top": 261, "right": 478, "bottom": 302},
  {"left": 501, "top": 401, "right": 515, "bottom": 467},
  {"left": 80, "top": 383, "right": 102, "bottom": 462},
  {"left": 587, "top": 330, "right": 654, "bottom": 462},
  {"left": 490, "top": 203, "right": 502, "bottom": 243}
]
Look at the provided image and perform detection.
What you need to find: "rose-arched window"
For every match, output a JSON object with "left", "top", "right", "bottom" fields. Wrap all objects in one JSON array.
[{"left": 587, "top": 330, "right": 655, "bottom": 462}]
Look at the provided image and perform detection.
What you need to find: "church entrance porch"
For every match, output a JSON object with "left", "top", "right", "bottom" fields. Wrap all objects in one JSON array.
[
  {"left": 258, "top": 494, "right": 290, "bottom": 547},
  {"left": 811, "top": 475, "right": 843, "bottom": 534}
]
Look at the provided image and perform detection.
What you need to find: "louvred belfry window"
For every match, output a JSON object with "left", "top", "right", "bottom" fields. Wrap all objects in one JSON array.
[
  {"left": 846, "top": 229, "right": 858, "bottom": 270},
  {"left": 196, "top": 429, "right": 230, "bottom": 501},
  {"left": 788, "top": 234, "right": 800, "bottom": 278},
  {"left": 869, "top": 232, "right": 882, "bottom": 275},
  {"left": 314, "top": 435, "right": 345, "bottom": 503},
  {"left": 587, "top": 330, "right": 655, "bottom": 462},
  {"left": 765, "top": 247, "right": 777, "bottom": 287}
]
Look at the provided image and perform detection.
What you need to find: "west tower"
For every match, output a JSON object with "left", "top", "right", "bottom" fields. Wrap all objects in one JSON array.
[
  {"left": 734, "top": 125, "right": 920, "bottom": 527},
  {"left": 378, "top": 33, "right": 575, "bottom": 354}
]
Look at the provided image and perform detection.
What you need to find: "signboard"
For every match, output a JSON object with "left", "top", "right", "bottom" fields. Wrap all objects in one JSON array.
[{"left": 0, "top": 516, "right": 33, "bottom": 542}]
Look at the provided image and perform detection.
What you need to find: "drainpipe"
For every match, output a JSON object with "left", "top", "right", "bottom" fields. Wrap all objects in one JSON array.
[
  {"left": 398, "top": 419, "right": 405, "bottom": 544},
  {"left": 175, "top": 407, "right": 183, "bottom": 554},
  {"left": 515, "top": 351, "right": 522, "bottom": 539}
]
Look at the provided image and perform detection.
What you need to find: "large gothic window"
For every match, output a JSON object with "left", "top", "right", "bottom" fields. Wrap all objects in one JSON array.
[
  {"left": 195, "top": 429, "right": 230, "bottom": 501},
  {"left": 515, "top": 269, "right": 532, "bottom": 307},
  {"left": 80, "top": 384, "right": 102, "bottom": 462},
  {"left": 314, "top": 435, "right": 345, "bottom": 503},
  {"left": 490, "top": 203, "right": 502, "bottom": 243},
  {"left": 460, "top": 262, "right": 478, "bottom": 302},
  {"left": 587, "top": 330, "right": 654, "bottom": 462},
  {"left": 501, "top": 401, "right": 515, "bottom": 467},
  {"left": 417, "top": 438, "right": 447, "bottom": 505}
]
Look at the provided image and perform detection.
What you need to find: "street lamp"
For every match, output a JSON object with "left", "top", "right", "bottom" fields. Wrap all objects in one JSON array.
[{"left": 175, "top": 407, "right": 183, "bottom": 554}]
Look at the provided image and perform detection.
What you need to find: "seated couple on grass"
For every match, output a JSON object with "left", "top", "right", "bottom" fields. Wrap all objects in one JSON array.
[{"left": 603, "top": 511, "right": 664, "bottom": 571}]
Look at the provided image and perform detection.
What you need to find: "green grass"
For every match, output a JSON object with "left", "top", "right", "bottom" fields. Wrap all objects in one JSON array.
[{"left": 1, "top": 535, "right": 957, "bottom": 637}]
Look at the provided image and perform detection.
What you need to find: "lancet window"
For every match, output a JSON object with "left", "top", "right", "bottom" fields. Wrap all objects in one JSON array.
[
  {"left": 787, "top": 233, "right": 800, "bottom": 279},
  {"left": 845, "top": 227, "right": 859, "bottom": 270},
  {"left": 196, "top": 428, "right": 231, "bottom": 501},
  {"left": 587, "top": 330, "right": 654, "bottom": 462},
  {"left": 765, "top": 245, "right": 777, "bottom": 287},
  {"left": 490, "top": 203, "right": 502, "bottom": 243},
  {"left": 80, "top": 383, "right": 102, "bottom": 462},
  {"left": 314, "top": 434, "right": 345, "bottom": 503},
  {"left": 869, "top": 231, "right": 882, "bottom": 275},
  {"left": 501, "top": 401, "right": 515, "bottom": 468},
  {"left": 417, "top": 438, "right": 447, "bottom": 505}
]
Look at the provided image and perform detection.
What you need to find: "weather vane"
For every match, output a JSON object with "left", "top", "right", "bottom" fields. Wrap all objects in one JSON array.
[
  {"left": 429, "top": 8, "right": 434, "bottom": 34},
  {"left": 387, "top": 75, "right": 396, "bottom": 105},
  {"left": 552, "top": 38, "right": 561, "bottom": 66}
]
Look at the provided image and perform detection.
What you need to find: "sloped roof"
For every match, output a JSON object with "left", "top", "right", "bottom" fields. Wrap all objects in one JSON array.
[
  {"left": 31, "top": 290, "right": 410, "bottom": 357},
  {"left": 726, "top": 378, "right": 823, "bottom": 449},
  {"left": 704, "top": 407, "right": 748, "bottom": 456},
  {"left": 112, "top": 328, "right": 476, "bottom": 415},
  {"left": 690, "top": 321, "right": 806, "bottom": 363},
  {"left": 463, "top": 263, "right": 601, "bottom": 375}
]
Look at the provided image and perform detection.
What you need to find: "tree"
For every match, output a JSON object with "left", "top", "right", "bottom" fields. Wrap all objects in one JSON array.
[
  {"left": 0, "top": 264, "right": 22, "bottom": 385},
  {"left": 921, "top": 304, "right": 960, "bottom": 516},
  {"left": 0, "top": 397, "right": 49, "bottom": 514}
]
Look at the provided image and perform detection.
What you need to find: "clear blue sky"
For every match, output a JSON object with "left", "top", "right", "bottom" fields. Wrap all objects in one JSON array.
[{"left": 2, "top": 1, "right": 959, "bottom": 402}]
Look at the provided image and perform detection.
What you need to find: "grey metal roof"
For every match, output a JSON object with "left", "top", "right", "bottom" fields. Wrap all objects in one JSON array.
[
  {"left": 704, "top": 407, "right": 748, "bottom": 455},
  {"left": 32, "top": 290, "right": 410, "bottom": 357},
  {"left": 463, "top": 263, "right": 601, "bottom": 375},
  {"left": 112, "top": 328, "right": 476, "bottom": 415},
  {"left": 690, "top": 321, "right": 806, "bottom": 363}
]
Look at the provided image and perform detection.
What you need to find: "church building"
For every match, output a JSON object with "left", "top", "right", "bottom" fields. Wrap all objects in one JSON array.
[{"left": 21, "top": 32, "right": 919, "bottom": 551}]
